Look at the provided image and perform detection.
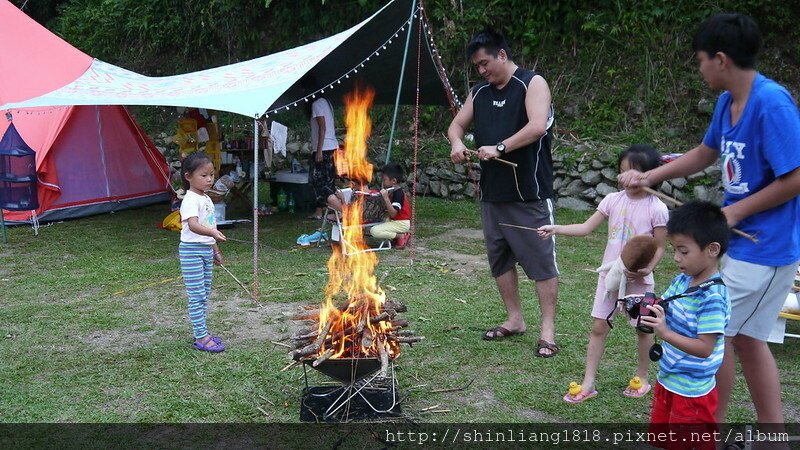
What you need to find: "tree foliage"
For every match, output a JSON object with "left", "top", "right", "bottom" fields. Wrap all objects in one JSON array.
[{"left": 15, "top": 0, "right": 800, "bottom": 146}]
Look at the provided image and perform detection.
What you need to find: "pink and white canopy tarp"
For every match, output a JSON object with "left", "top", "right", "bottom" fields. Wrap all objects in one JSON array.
[{"left": 0, "top": 0, "right": 384, "bottom": 117}]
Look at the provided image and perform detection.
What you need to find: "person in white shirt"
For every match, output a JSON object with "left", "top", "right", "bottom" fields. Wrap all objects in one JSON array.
[{"left": 302, "top": 74, "right": 339, "bottom": 220}]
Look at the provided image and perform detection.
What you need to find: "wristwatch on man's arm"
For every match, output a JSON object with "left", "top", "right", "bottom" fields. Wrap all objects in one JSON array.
[{"left": 496, "top": 142, "right": 506, "bottom": 155}]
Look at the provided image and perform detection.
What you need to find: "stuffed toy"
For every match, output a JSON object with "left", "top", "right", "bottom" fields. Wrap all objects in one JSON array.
[{"left": 596, "top": 235, "right": 657, "bottom": 299}]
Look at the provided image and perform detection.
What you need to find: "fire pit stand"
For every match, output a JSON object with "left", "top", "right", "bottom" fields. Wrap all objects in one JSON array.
[{"left": 299, "top": 359, "right": 401, "bottom": 422}]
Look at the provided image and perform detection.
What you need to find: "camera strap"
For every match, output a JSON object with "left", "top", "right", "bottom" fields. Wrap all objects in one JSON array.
[
  {"left": 649, "top": 277, "right": 725, "bottom": 361},
  {"left": 661, "top": 277, "right": 725, "bottom": 304}
]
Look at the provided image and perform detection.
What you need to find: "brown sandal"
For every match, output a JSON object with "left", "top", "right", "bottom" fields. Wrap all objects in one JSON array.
[
  {"left": 482, "top": 326, "right": 525, "bottom": 340},
  {"left": 535, "top": 339, "right": 560, "bottom": 358}
]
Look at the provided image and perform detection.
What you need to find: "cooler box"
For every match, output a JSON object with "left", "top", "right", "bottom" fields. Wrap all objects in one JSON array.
[{"left": 274, "top": 170, "right": 308, "bottom": 184}]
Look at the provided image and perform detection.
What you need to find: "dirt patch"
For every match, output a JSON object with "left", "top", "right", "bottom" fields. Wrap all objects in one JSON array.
[
  {"left": 80, "top": 329, "right": 158, "bottom": 353},
  {"left": 213, "top": 295, "right": 304, "bottom": 344},
  {"left": 517, "top": 407, "right": 556, "bottom": 422}
]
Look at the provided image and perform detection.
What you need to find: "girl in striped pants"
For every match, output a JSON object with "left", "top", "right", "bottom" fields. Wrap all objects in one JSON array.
[{"left": 179, "top": 153, "right": 227, "bottom": 353}]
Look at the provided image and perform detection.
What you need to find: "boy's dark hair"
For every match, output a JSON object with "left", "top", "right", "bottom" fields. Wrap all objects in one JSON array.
[
  {"left": 382, "top": 163, "right": 405, "bottom": 183},
  {"left": 618, "top": 144, "right": 661, "bottom": 173},
  {"left": 181, "top": 152, "right": 213, "bottom": 191},
  {"left": 667, "top": 201, "right": 729, "bottom": 256},
  {"left": 692, "top": 13, "right": 761, "bottom": 69},
  {"left": 466, "top": 28, "right": 513, "bottom": 62}
]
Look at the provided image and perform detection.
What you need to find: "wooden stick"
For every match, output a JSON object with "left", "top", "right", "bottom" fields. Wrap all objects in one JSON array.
[
  {"left": 312, "top": 348, "right": 334, "bottom": 367},
  {"left": 642, "top": 187, "right": 759, "bottom": 243},
  {"left": 226, "top": 237, "right": 255, "bottom": 244},
  {"left": 279, "top": 360, "right": 300, "bottom": 372},
  {"left": 388, "top": 336, "right": 424, "bottom": 344},
  {"left": 430, "top": 379, "right": 474, "bottom": 393},
  {"left": 361, "top": 327, "right": 374, "bottom": 349},
  {"left": 499, "top": 223, "right": 538, "bottom": 232},
  {"left": 218, "top": 264, "right": 254, "bottom": 298},
  {"left": 464, "top": 149, "right": 518, "bottom": 167},
  {"left": 112, "top": 276, "right": 182, "bottom": 295},
  {"left": 258, "top": 394, "right": 275, "bottom": 406},
  {"left": 378, "top": 338, "right": 389, "bottom": 378}
]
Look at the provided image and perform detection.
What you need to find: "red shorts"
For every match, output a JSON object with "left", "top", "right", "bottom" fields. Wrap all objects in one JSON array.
[{"left": 648, "top": 382, "right": 718, "bottom": 450}]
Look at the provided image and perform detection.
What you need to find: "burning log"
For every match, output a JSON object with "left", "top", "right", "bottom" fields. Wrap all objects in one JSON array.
[
  {"left": 361, "top": 328, "right": 374, "bottom": 348},
  {"left": 289, "top": 300, "right": 405, "bottom": 321},
  {"left": 356, "top": 314, "right": 368, "bottom": 334},
  {"left": 388, "top": 336, "right": 425, "bottom": 344},
  {"left": 378, "top": 337, "right": 389, "bottom": 378},
  {"left": 390, "top": 319, "right": 408, "bottom": 328},
  {"left": 313, "top": 348, "right": 335, "bottom": 367},
  {"left": 369, "top": 312, "right": 391, "bottom": 324},
  {"left": 290, "top": 319, "right": 334, "bottom": 359}
]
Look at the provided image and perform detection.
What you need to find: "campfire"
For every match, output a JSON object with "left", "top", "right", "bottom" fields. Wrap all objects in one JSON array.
[{"left": 289, "top": 86, "right": 422, "bottom": 381}]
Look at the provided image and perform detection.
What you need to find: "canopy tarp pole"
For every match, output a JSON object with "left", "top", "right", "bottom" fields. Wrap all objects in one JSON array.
[
  {"left": 385, "top": 0, "right": 417, "bottom": 164},
  {"left": 252, "top": 116, "right": 259, "bottom": 301}
]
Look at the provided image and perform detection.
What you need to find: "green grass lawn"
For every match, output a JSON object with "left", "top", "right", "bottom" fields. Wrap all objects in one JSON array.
[{"left": 1, "top": 197, "right": 799, "bottom": 423}]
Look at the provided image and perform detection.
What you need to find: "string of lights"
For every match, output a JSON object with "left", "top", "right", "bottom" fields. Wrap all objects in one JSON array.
[
  {"left": 4, "top": 106, "right": 72, "bottom": 120},
  {"left": 418, "top": 3, "right": 462, "bottom": 110},
  {"left": 264, "top": 4, "right": 461, "bottom": 117}
]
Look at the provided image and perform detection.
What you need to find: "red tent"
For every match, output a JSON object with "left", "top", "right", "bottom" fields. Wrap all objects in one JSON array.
[{"left": 0, "top": 105, "right": 170, "bottom": 223}]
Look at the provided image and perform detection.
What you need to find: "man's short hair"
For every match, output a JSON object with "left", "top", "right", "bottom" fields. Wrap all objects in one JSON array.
[
  {"left": 381, "top": 163, "right": 405, "bottom": 183},
  {"left": 692, "top": 13, "right": 761, "bottom": 69},
  {"left": 667, "top": 201, "right": 729, "bottom": 256},
  {"left": 466, "top": 28, "right": 513, "bottom": 62}
]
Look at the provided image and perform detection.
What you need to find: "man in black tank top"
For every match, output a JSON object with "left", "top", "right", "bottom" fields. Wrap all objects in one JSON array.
[{"left": 448, "top": 29, "right": 561, "bottom": 357}]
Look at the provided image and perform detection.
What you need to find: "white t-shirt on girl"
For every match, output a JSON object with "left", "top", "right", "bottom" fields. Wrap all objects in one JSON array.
[{"left": 180, "top": 190, "right": 217, "bottom": 244}]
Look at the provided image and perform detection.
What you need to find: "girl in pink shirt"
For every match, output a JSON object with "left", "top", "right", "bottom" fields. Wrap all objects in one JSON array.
[{"left": 538, "top": 144, "right": 668, "bottom": 403}]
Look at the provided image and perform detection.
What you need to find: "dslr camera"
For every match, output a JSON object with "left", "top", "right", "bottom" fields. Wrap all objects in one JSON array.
[{"left": 623, "top": 292, "right": 665, "bottom": 333}]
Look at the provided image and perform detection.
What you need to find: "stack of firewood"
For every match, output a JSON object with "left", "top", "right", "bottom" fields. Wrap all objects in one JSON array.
[{"left": 287, "top": 298, "right": 423, "bottom": 374}]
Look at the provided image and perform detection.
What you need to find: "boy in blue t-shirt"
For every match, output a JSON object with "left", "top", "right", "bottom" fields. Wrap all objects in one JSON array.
[
  {"left": 619, "top": 13, "right": 800, "bottom": 429},
  {"left": 641, "top": 201, "right": 729, "bottom": 450}
]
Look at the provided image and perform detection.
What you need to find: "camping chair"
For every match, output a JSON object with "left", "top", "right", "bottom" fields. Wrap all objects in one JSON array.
[
  {"left": 321, "top": 207, "right": 391, "bottom": 255},
  {"left": 317, "top": 188, "right": 391, "bottom": 255}
]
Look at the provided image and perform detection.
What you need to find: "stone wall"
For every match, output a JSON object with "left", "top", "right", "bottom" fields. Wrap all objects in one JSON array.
[
  {"left": 410, "top": 144, "right": 724, "bottom": 210},
  {"left": 153, "top": 130, "right": 724, "bottom": 211}
]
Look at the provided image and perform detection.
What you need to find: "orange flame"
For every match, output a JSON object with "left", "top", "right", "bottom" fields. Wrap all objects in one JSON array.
[{"left": 316, "top": 85, "right": 399, "bottom": 360}]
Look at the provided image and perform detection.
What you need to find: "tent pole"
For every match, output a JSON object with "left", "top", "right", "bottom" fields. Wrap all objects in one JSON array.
[
  {"left": 252, "top": 116, "right": 259, "bottom": 302},
  {"left": 0, "top": 208, "right": 6, "bottom": 244},
  {"left": 385, "top": 0, "right": 418, "bottom": 164}
]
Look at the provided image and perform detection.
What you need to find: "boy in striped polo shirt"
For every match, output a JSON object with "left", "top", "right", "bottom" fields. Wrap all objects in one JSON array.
[{"left": 640, "top": 201, "right": 730, "bottom": 449}]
